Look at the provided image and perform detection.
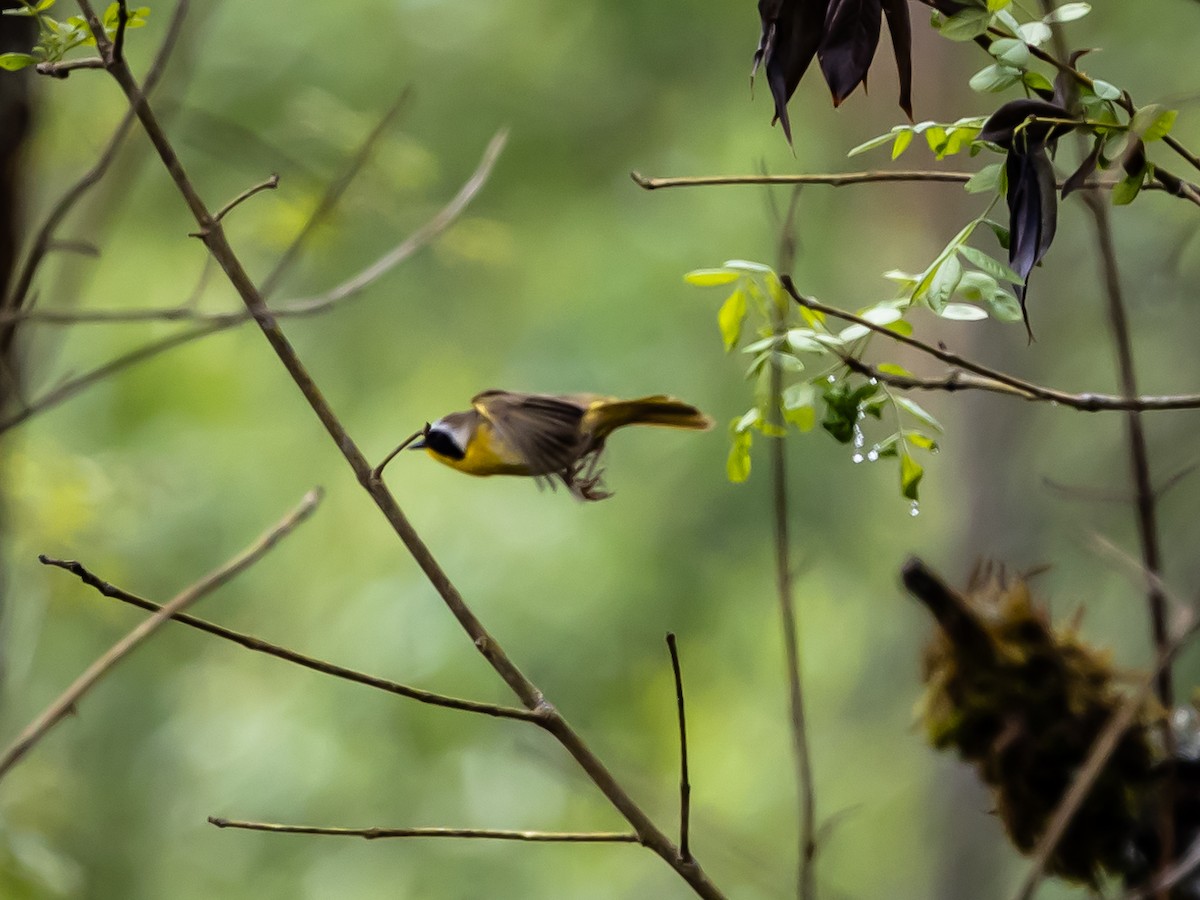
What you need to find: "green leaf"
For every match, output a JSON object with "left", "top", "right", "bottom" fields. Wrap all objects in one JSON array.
[
  {"left": 1018, "top": 22, "right": 1052, "bottom": 46},
  {"left": 969, "top": 63, "right": 1023, "bottom": 94},
  {"left": 925, "top": 125, "right": 949, "bottom": 156},
  {"left": 0, "top": 52, "right": 38, "bottom": 70},
  {"left": 848, "top": 131, "right": 898, "bottom": 157},
  {"left": 734, "top": 408, "right": 761, "bottom": 434},
  {"left": 783, "top": 404, "right": 816, "bottom": 431},
  {"left": 1042, "top": 2, "right": 1090, "bottom": 23},
  {"left": 727, "top": 430, "right": 752, "bottom": 483},
  {"left": 839, "top": 323, "right": 871, "bottom": 342},
  {"left": 717, "top": 288, "right": 747, "bottom": 350},
  {"left": 891, "top": 129, "right": 914, "bottom": 160},
  {"left": 685, "top": 268, "right": 738, "bottom": 286},
  {"left": 988, "top": 37, "right": 1029, "bottom": 68},
  {"left": 782, "top": 382, "right": 815, "bottom": 410},
  {"left": 1022, "top": 71, "right": 1055, "bottom": 96},
  {"left": 1130, "top": 105, "right": 1177, "bottom": 143},
  {"left": 983, "top": 218, "right": 1011, "bottom": 250},
  {"left": 983, "top": 287, "right": 1024, "bottom": 322},
  {"left": 958, "top": 244, "right": 1021, "bottom": 283},
  {"left": 1092, "top": 79, "right": 1121, "bottom": 101},
  {"left": 939, "top": 302, "right": 988, "bottom": 321},
  {"left": 896, "top": 397, "right": 944, "bottom": 431},
  {"left": 785, "top": 329, "right": 827, "bottom": 354},
  {"left": 859, "top": 305, "right": 903, "bottom": 326},
  {"left": 877, "top": 363, "right": 912, "bottom": 377},
  {"left": 925, "top": 254, "right": 963, "bottom": 314},
  {"left": 904, "top": 430, "right": 939, "bottom": 452},
  {"left": 964, "top": 162, "right": 1003, "bottom": 194},
  {"left": 938, "top": 7, "right": 991, "bottom": 40},
  {"left": 987, "top": 0, "right": 1010, "bottom": 10},
  {"left": 1112, "top": 167, "right": 1144, "bottom": 206},
  {"left": 900, "top": 453, "right": 924, "bottom": 500},
  {"left": 723, "top": 259, "right": 773, "bottom": 274}
]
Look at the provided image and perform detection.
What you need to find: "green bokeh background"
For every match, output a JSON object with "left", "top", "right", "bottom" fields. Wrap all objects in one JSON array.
[{"left": 3, "top": 1, "right": 1200, "bottom": 898}]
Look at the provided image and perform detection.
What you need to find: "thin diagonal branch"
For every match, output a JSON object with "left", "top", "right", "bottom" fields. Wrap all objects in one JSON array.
[
  {"left": 0, "top": 488, "right": 322, "bottom": 782},
  {"left": 207, "top": 818, "right": 642, "bottom": 843},
  {"left": 839, "top": 355, "right": 1200, "bottom": 412},
  {"left": 259, "top": 85, "right": 412, "bottom": 299},
  {"left": 40, "top": 555, "right": 539, "bottom": 723},
  {"left": 0, "top": 124, "right": 502, "bottom": 436},
  {"left": 79, "top": 5, "right": 724, "bottom": 895}
]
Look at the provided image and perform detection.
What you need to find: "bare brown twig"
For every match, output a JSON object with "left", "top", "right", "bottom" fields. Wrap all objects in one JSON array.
[
  {"left": 772, "top": 190, "right": 817, "bottom": 900},
  {"left": 207, "top": 173, "right": 279, "bottom": 226},
  {"left": 77, "top": 3, "right": 724, "bottom": 894},
  {"left": 0, "top": 488, "right": 321, "bottom": 782},
  {"left": 631, "top": 170, "right": 1193, "bottom": 203},
  {"left": 207, "top": 818, "right": 641, "bottom": 843},
  {"left": 40, "top": 555, "right": 539, "bottom": 723},
  {"left": 666, "top": 633, "right": 692, "bottom": 863}
]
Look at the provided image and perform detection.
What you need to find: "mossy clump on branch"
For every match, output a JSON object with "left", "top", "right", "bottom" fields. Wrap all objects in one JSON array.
[{"left": 904, "top": 559, "right": 1156, "bottom": 886}]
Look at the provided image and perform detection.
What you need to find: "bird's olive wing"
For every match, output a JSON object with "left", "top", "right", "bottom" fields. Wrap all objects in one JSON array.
[{"left": 472, "top": 391, "right": 588, "bottom": 476}]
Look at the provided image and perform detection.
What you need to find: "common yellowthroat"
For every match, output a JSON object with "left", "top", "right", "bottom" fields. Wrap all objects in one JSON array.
[{"left": 403, "top": 390, "right": 712, "bottom": 500}]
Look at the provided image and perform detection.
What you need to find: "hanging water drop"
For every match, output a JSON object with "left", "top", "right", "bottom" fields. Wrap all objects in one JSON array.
[{"left": 909, "top": 500, "right": 920, "bottom": 517}]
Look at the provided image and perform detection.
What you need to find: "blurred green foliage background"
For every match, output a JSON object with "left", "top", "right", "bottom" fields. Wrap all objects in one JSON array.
[{"left": 2, "top": 1, "right": 1200, "bottom": 898}]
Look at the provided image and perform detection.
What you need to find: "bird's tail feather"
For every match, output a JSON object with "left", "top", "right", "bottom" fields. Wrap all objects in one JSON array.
[{"left": 586, "top": 396, "right": 713, "bottom": 437}]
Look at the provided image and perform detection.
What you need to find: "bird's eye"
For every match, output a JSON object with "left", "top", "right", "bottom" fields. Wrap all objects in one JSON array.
[{"left": 424, "top": 428, "right": 466, "bottom": 460}]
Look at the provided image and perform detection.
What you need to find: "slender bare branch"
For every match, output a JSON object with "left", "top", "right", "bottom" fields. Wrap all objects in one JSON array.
[
  {"left": 206, "top": 173, "right": 279, "bottom": 227},
  {"left": 207, "top": 818, "right": 642, "bottom": 843},
  {"left": 840, "top": 355, "right": 1200, "bottom": 412},
  {"left": 78, "top": 6, "right": 725, "bottom": 895},
  {"left": 282, "top": 130, "right": 507, "bottom": 311},
  {"left": 40, "top": 556, "right": 539, "bottom": 723},
  {"left": 666, "top": 633, "right": 692, "bottom": 863},
  {"left": 259, "top": 86, "right": 412, "bottom": 299},
  {"left": 772, "top": 199, "right": 817, "bottom": 900},
  {"left": 0, "top": 489, "right": 322, "bottom": 782},
  {"left": 631, "top": 170, "right": 1191, "bottom": 201},
  {"left": 632, "top": 170, "right": 973, "bottom": 191}
]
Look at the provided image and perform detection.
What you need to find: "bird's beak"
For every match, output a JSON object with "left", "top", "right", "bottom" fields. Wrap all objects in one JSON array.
[{"left": 408, "top": 424, "right": 431, "bottom": 450}]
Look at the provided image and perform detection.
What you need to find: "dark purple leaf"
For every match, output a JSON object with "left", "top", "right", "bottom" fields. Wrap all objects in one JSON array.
[
  {"left": 1122, "top": 137, "right": 1147, "bottom": 177},
  {"left": 980, "top": 98, "right": 1076, "bottom": 151},
  {"left": 754, "top": 0, "right": 831, "bottom": 146},
  {"left": 881, "top": 0, "right": 912, "bottom": 118},
  {"left": 1004, "top": 147, "right": 1058, "bottom": 338},
  {"left": 818, "top": 0, "right": 882, "bottom": 108},
  {"left": 1061, "top": 137, "right": 1101, "bottom": 198}
]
